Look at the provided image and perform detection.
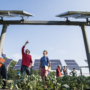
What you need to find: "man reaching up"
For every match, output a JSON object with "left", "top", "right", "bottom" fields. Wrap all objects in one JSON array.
[{"left": 21, "top": 41, "right": 33, "bottom": 75}]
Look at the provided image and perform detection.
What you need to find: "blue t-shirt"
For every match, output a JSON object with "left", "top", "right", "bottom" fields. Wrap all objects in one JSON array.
[{"left": 40, "top": 56, "right": 50, "bottom": 68}]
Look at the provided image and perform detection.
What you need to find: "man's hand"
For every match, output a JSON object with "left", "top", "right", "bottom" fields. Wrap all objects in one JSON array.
[
  {"left": 29, "top": 65, "right": 32, "bottom": 68},
  {"left": 26, "top": 41, "right": 29, "bottom": 44},
  {"left": 47, "top": 67, "right": 50, "bottom": 71},
  {"left": 24, "top": 41, "right": 29, "bottom": 46}
]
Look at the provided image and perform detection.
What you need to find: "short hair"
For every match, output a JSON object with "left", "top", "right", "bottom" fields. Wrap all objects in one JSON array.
[
  {"left": 43, "top": 50, "right": 48, "bottom": 54},
  {"left": 25, "top": 49, "right": 30, "bottom": 54},
  {"left": 73, "top": 68, "right": 75, "bottom": 69}
]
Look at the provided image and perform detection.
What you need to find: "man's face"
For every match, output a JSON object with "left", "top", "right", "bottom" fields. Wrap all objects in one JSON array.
[{"left": 25, "top": 49, "right": 29, "bottom": 54}]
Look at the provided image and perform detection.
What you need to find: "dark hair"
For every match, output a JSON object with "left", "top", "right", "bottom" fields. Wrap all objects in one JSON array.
[
  {"left": 73, "top": 68, "right": 75, "bottom": 69},
  {"left": 25, "top": 49, "right": 30, "bottom": 54}
]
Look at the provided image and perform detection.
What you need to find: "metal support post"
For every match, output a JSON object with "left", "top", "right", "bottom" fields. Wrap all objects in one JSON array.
[
  {"left": 81, "top": 25, "right": 90, "bottom": 73},
  {"left": 0, "top": 24, "right": 8, "bottom": 57}
]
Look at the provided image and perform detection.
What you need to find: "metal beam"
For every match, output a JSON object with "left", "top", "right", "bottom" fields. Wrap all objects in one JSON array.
[
  {"left": 81, "top": 25, "right": 90, "bottom": 73},
  {"left": 0, "top": 20, "right": 90, "bottom": 26},
  {"left": 0, "top": 24, "right": 8, "bottom": 57}
]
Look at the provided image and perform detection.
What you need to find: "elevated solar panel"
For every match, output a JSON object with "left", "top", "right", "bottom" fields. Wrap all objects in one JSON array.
[
  {"left": 65, "top": 60, "right": 80, "bottom": 70},
  {"left": 13, "top": 59, "right": 22, "bottom": 70},
  {"left": 33, "top": 59, "right": 63, "bottom": 70},
  {"left": 0, "top": 10, "right": 33, "bottom": 18},
  {"left": 4, "top": 59, "right": 12, "bottom": 68},
  {"left": 56, "top": 11, "right": 90, "bottom": 20}
]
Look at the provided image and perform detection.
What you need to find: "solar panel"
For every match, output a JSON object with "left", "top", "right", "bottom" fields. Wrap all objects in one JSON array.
[
  {"left": 56, "top": 11, "right": 90, "bottom": 19},
  {"left": 15, "top": 59, "right": 22, "bottom": 66},
  {"left": 13, "top": 59, "right": 22, "bottom": 70},
  {"left": 50, "top": 60, "right": 63, "bottom": 70},
  {"left": 67, "top": 66, "right": 80, "bottom": 70},
  {"left": 33, "top": 59, "right": 63, "bottom": 70},
  {"left": 4, "top": 59, "right": 12, "bottom": 68},
  {"left": 65, "top": 60, "right": 75, "bottom": 62},
  {"left": 0, "top": 10, "right": 33, "bottom": 18},
  {"left": 66, "top": 63, "right": 78, "bottom": 65},
  {"left": 65, "top": 60, "right": 80, "bottom": 70},
  {"left": 14, "top": 66, "right": 21, "bottom": 70}
]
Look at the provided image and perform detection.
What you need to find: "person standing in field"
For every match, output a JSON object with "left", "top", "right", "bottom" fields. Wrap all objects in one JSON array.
[
  {"left": 21, "top": 41, "right": 33, "bottom": 75},
  {"left": 70, "top": 68, "right": 77, "bottom": 77},
  {"left": 56, "top": 65, "right": 62, "bottom": 77},
  {"left": 0, "top": 49, "right": 7, "bottom": 89},
  {"left": 63, "top": 66, "right": 68, "bottom": 75},
  {"left": 39, "top": 50, "right": 51, "bottom": 84}
]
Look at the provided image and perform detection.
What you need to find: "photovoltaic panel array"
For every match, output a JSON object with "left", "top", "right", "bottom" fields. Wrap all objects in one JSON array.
[
  {"left": 33, "top": 59, "right": 63, "bottom": 70},
  {"left": 65, "top": 60, "right": 80, "bottom": 70},
  {"left": 50, "top": 60, "right": 63, "bottom": 70},
  {"left": 33, "top": 59, "right": 40, "bottom": 70},
  {"left": 13, "top": 59, "right": 22, "bottom": 70},
  {"left": 4, "top": 59, "right": 12, "bottom": 68}
]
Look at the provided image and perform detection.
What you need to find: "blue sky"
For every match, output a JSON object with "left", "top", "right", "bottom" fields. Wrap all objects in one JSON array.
[{"left": 0, "top": 0, "right": 90, "bottom": 73}]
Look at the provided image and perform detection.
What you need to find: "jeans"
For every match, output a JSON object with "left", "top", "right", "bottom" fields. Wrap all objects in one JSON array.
[
  {"left": 21, "top": 65, "right": 31, "bottom": 75},
  {"left": 0, "top": 64, "right": 6, "bottom": 87}
]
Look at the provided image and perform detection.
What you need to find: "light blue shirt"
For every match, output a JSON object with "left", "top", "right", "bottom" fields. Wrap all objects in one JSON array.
[{"left": 1, "top": 54, "right": 6, "bottom": 58}]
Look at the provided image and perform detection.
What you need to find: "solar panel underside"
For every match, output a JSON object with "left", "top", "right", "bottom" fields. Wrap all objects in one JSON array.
[
  {"left": 33, "top": 59, "right": 63, "bottom": 70},
  {"left": 4, "top": 59, "right": 12, "bottom": 68},
  {"left": 65, "top": 60, "right": 80, "bottom": 70},
  {"left": 13, "top": 59, "right": 22, "bottom": 70}
]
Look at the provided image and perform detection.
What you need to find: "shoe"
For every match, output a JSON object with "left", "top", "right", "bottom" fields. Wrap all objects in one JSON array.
[{"left": 2, "top": 86, "right": 8, "bottom": 89}]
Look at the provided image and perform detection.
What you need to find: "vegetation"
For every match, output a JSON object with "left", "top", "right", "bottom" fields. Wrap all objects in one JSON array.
[
  {"left": 0, "top": 58, "right": 90, "bottom": 90},
  {"left": 0, "top": 74, "right": 90, "bottom": 90}
]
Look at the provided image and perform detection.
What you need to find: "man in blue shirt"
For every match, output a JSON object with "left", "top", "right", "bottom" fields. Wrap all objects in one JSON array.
[{"left": 39, "top": 50, "right": 51, "bottom": 84}]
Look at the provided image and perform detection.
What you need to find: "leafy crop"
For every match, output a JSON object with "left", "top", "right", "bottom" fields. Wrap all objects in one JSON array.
[{"left": 0, "top": 74, "right": 90, "bottom": 90}]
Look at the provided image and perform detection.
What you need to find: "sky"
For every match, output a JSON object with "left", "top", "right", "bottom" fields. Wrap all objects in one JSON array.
[{"left": 0, "top": 0, "right": 90, "bottom": 73}]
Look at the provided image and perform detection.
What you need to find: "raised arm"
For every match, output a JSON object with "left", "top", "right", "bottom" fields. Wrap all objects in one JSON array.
[{"left": 22, "top": 41, "right": 29, "bottom": 55}]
